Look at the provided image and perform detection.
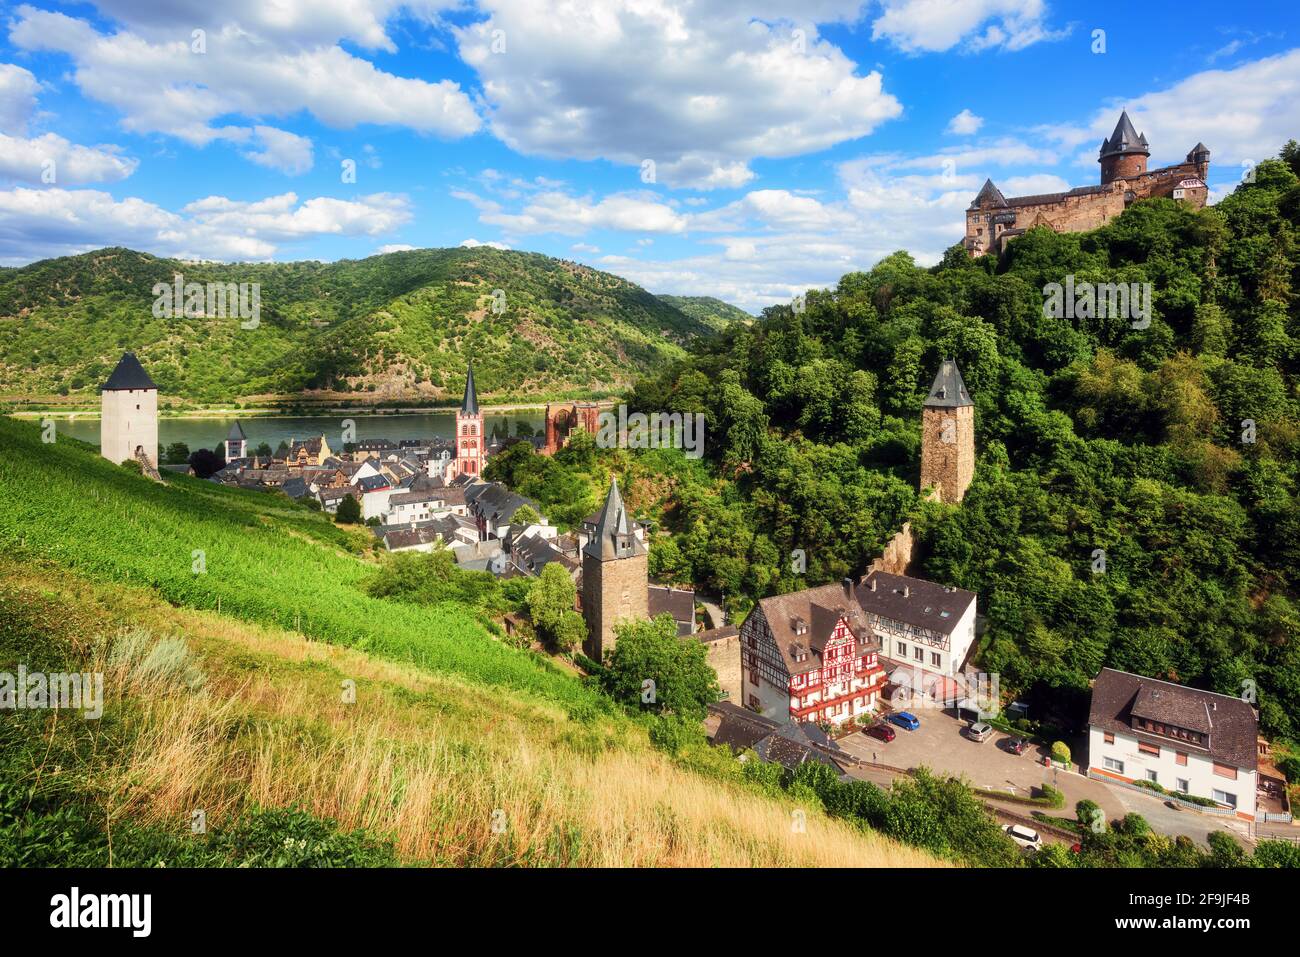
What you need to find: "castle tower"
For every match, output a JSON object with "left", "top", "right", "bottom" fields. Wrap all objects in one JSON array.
[
  {"left": 919, "top": 359, "right": 975, "bottom": 504},
  {"left": 100, "top": 352, "right": 158, "bottom": 468},
  {"left": 451, "top": 364, "right": 484, "bottom": 479},
  {"left": 1099, "top": 111, "right": 1150, "bottom": 185},
  {"left": 582, "top": 478, "right": 648, "bottom": 661},
  {"left": 224, "top": 421, "right": 247, "bottom": 462},
  {"left": 1186, "top": 142, "right": 1211, "bottom": 181}
]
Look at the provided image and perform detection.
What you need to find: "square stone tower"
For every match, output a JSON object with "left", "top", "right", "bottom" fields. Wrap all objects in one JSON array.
[
  {"left": 582, "top": 477, "right": 648, "bottom": 661},
  {"left": 919, "top": 359, "right": 974, "bottom": 504},
  {"left": 100, "top": 352, "right": 158, "bottom": 468}
]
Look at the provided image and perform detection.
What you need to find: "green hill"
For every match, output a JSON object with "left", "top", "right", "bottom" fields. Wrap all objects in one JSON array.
[
  {"left": 0, "top": 414, "right": 946, "bottom": 868},
  {"left": 656, "top": 295, "right": 754, "bottom": 331},
  {"left": 0, "top": 246, "right": 715, "bottom": 408}
]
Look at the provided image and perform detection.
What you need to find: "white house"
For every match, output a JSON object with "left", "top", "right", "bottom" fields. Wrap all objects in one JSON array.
[
  {"left": 1087, "top": 667, "right": 1259, "bottom": 821},
  {"left": 858, "top": 571, "right": 978, "bottom": 692}
]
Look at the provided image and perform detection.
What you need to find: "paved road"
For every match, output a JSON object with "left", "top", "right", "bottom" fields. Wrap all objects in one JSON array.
[{"left": 831, "top": 709, "right": 1284, "bottom": 848}]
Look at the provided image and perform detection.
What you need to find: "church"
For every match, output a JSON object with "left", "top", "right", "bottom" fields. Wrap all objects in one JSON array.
[{"left": 964, "top": 111, "right": 1210, "bottom": 257}]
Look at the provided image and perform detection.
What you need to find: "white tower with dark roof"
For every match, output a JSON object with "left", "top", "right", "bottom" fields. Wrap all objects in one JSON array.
[{"left": 100, "top": 352, "right": 158, "bottom": 468}]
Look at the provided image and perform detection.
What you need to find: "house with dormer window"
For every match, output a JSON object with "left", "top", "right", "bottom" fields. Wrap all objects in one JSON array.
[{"left": 1087, "top": 668, "right": 1259, "bottom": 820}]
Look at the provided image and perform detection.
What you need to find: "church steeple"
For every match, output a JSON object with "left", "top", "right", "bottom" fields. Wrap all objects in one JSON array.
[{"left": 460, "top": 363, "right": 479, "bottom": 415}]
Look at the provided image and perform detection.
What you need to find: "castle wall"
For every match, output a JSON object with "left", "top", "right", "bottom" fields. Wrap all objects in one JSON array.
[
  {"left": 920, "top": 405, "right": 974, "bottom": 504},
  {"left": 582, "top": 551, "right": 649, "bottom": 661},
  {"left": 703, "top": 632, "right": 742, "bottom": 702},
  {"left": 871, "top": 522, "right": 915, "bottom": 576},
  {"left": 100, "top": 388, "right": 158, "bottom": 467}
]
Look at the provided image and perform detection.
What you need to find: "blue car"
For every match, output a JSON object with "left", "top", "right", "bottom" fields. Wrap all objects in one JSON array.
[{"left": 887, "top": 711, "right": 921, "bottom": 731}]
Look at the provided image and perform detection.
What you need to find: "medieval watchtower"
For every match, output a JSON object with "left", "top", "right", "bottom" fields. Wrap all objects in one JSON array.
[
  {"left": 582, "top": 477, "right": 648, "bottom": 661},
  {"left": 919, "top": 359, "right": 975, "bottom": 504},
  {"left": 100, "top": 352, "right": 158, "bottom": 468}
]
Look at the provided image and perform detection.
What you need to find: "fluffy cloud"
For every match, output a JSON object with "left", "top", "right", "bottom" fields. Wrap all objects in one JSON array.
[
  {"left": 0, "top": 187, "right": 412, "bottom": 263},
  {"left": 241, "top": 127, "right": 315, "bottom": 176},
  {"left": 946, "top": 109, "right": 984, "bottom": 135},
  {"left": 872, "top": 0, "right": 1067, "bottom": 53},
  {"left": 9, "top": 5, "right": 480, "bottom": 170},
  {"left": 455, "top": 188, "right": 688, "bottom": 236},
  {"left": 1046, "top": 48, "right": 1300, "bottom": 174},
  {"left": 0, "top": 61, "right": 138, "bottom": 185},
  {"left": 460, "top": 238, "right": 511, "bottom": 249},
  {"left": 455, "top": 0, "right": 901, "bottom": 188}
]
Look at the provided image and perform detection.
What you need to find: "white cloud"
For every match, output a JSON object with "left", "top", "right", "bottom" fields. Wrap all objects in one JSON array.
[
  {"left": 999, "top": 173, "right": 1070, "bottom": 195},
  {"left": 570, "top": 242, "right": 600, "bottom": 253},
  {"left": 455, "top": 0, "right": 901, "bottom": 188},
  {"left": 872, "top": 0, "right": 1066, "bottom": 53},
  {"left": 241, "top": 126, "right": 314, "bottom": 176},
  {"left": 0, "top": 132, "right": 137, "bottom": 185},
  {"left": 1050, "top": 48, "right": 1300, "bottom": 170},
  {"left": 946, "top": 109, "right": 984, "bottom": 135},
  {"left": 459, "top": 238, "right": 511, "bottom": 249},
  {"left": 455, "top": 188, "right": 689, "bottom": 235},
  {"left": 0, "top": 64, "right": 40, "bottom": 134},
  {"left": 9, "top": 5, "right": 480, "bottom": 172},
  {"left": 377, "top": 243, "right": 415, "bottom": 253},
  {"left": 0, "top": 187, "right": 412, "bottom": 263}
]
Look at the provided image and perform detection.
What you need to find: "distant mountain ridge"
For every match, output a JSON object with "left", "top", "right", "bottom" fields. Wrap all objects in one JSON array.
[
  {"left": 655, "top": 295, "right": 754, "bottom": 331},
  {"left": 0, "top": 246, "right": 723, "bottom": 406}
]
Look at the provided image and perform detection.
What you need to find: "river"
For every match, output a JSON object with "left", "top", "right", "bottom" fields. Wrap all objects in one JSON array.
[{"left": 50, "top": 411, "right": 544, "bottom": 453}]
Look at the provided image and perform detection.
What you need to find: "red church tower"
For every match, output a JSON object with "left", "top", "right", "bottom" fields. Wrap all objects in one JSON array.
[{"left": 450, "top": 364, "right": 484, "bottom": 480}]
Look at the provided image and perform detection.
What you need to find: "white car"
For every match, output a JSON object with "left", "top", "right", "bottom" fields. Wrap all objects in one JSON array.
[
  {"left": 1002, "top": 824, "right": 1042, "bottom": 850},
  {"left": 965, "top": 721, "right": 994, "bottom": 742}
]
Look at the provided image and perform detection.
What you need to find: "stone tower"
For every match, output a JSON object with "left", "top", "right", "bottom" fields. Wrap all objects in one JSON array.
[
  {"left": 224, "top": 421, "right": 247, "bottom": 461},
  {"left": 582, "top": 478, "right": 648, "bottom": 661},
  {"left": 1099, "top": 111, "right": 1150, "bottom": 185},
  {"left": 919, "top": 359, "right": 974, "bottom": 504},
  {"left": 100, "top": 352, "right": 158, "bottom": 468},
  {"left": 451, "top": 364, "right": 484, "bottom": 479}
]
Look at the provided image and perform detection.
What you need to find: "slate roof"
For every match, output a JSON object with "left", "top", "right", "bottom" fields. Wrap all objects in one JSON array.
[
  {"left": 648, "top": 585, "right": 696, "bottom": 628},
  {"left": 468, "top": 482, "right": 537, "bottom": 526},
  {"left": 754, "top": 722, "right": 840, "bottom": 770},
  {"left": 226, "top": 421, "right": 247, "bottom": 442},
  {"left": 387, "top": 490, "right": 441, "bottom": 507},
  {"left": 512, "top": 534, "right": 577, "bottom": 576},
  {"left": 101, "top": 352, "right": 158, "bottom": 391},
  {"left": 584, "top": 478, "right": 647, "bottom": 561},
  {"left": 924, "top": 359, "right": 973, "bottom": 408},
  {"left": 1100, "top": 110, "right": 1150, "bottom": 158},
  {"left": 460, "top": 364, "right": 479, "bottom": 415},
  {"left": 752, "top": 581, "right": 876, "bottom": 677},
  {"left": 708, "top": 702, "right": 782, "bottom": 752},
  {"left": 280, "top": 477, "right": 309, "bottom": 499},
  {"left": 695, "top": 624, "right": 739, "bottom": 644},
  {"left": 856, "top": 571, "right": 975, "bottom": 636},
  {"left": 1088, "top": 668, "right": 1258, "bottom": 771},
  {"left": 969, "top": 178, "right": 1008, "bottom": 210},
  {"left": 356, "top": 475, "right": 391, "bottom": 493}
]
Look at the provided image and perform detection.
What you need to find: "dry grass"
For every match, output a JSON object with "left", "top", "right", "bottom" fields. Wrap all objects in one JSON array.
[{"left": 14, "top": 566, "right": 944, "bottom": 868}]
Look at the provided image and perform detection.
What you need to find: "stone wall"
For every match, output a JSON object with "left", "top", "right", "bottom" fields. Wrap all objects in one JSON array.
[
  {"left": 920, "top": 404, "right": 974, "bottom": 504},
  {"left": 870, "top": 522, "right": 915, "bottom": 577},
  {"left": 581, "top": 551, "right": 648, "bottom": 661},
  {"left": 702, "top": 631, "right": 742, "bottom": 702}
]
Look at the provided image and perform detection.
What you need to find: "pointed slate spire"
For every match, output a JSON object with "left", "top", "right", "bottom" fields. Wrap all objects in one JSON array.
[
  {"left": 924, "top": 359, "right": 973, "bottom": 408},
  {"left": 227, "top": 420, "right": 247, "bottom": 442},
  {"left": 969, "top": 178, "right": 1008, "bottom": 210},
  {"left": 460, "top": 363, "right": 479, "bottom": 415},
  {"left": 1100, "top": 111, "right": 1150, "bottom": 158},
  {"left": 101, "top": 352, "right": 158, "bottom": 391},
  {"left": 584, "top": 478, "right": 647, "bottom": 561}
]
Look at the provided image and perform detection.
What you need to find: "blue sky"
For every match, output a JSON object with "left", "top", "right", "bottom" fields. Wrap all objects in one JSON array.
[{"left": 1, "top": 0, "right": 1297, "bottom": 310}]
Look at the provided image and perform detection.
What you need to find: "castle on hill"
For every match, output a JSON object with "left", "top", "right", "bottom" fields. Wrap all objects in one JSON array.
[{"left": 964, "top": 111, "right": 1210, "bottom": 257}]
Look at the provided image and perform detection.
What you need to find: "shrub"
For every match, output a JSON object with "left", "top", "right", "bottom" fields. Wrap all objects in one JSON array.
[{"left": 1050, "top": 741, "right": 1071, "bottom": 764}]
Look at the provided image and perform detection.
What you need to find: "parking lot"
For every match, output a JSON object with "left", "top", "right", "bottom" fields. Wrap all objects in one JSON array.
[{"left": 837, "top": 707, "right": 1126, "bottom": 822}]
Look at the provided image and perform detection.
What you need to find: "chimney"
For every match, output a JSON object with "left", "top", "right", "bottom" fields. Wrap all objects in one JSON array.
[
  {"left": 903, "top": 585, "right": 911, "bottom": 598},
  {"left": 870, "top": 578, "right": 877, "bottom": 592},
  {"left": 842, "top": 577, "right": 853, "bottom": 601}
]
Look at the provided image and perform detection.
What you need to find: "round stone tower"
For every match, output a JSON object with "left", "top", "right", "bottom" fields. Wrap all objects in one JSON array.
[{"left": 1099, "top": 111, "right": 1150, "bottom": 185}]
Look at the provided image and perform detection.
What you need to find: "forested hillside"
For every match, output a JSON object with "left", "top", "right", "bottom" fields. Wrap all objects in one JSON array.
[
  {"left": 0, "top": 246, "right": 713, "bottom": 406},
  {"left": 628, "top": 150, "right": 1300, "bottom": 738},
  {"left": 656, "top": 295, "right": 755, "bottom": 330}
]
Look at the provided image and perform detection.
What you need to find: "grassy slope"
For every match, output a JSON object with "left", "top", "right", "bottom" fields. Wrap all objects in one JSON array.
[
  {"left": 0, "top": 247, "right": 714, "bottom": 405},
  {"left": 0, "top": 416, "right": 940, "bottom": 866}
]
